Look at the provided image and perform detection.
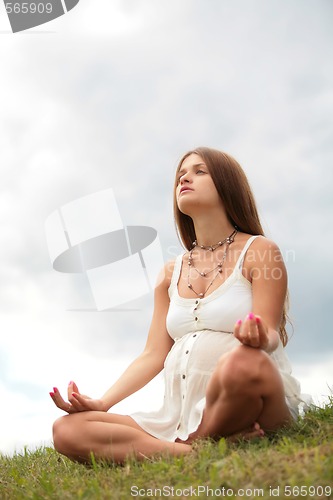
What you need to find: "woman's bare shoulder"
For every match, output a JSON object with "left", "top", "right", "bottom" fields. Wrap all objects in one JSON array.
[
  {"left": 245, "top": 235, "right": 284, "bottom": 267},
  {"left": 250, "top": 235, "right": 282, "bottom": 253}
]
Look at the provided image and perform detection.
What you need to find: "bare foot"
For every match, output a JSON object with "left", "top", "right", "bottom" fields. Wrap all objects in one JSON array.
[
  {"left": 226, "top": 422, "right": 265, "bottom": 443},
  {"left": 176, "top": 422, "right": 265, "bottom": 446}
]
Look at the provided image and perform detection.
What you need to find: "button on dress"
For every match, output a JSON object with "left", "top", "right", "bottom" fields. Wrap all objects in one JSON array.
[{"left": 131, "top": 236, "right": 302, "bottom": 442}]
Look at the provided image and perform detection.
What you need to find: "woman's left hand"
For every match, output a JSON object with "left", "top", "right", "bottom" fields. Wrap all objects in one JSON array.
[{"left": 234, "top": 313, "right": 269, "bottom": 351}]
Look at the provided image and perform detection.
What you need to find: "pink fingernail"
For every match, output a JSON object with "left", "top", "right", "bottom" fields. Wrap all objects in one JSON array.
[
  {"left": 53, "top": 387, "right": 58, "bottom": 393},
  {"left": 237, "top": 319, "right": 242, "bottom": 325},
  {"left": 248, "top": 312, "right": 255, "bottom": 320},
  {"left": 68, "top": 381, "right": 73, "bottom": 386},
  {"left": 49, "top": 392, "right": 55, "bottom": 397},
  {"left": 256, "top": 317, "right": 260, "bottom": 324}
]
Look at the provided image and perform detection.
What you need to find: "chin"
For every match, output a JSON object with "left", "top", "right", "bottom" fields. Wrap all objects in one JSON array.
[{"left": 177, "top": 199, "right": 196, "bottom": 217}]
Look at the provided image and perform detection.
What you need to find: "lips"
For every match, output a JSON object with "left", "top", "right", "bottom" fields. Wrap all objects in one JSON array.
[{"left": 179, "top": 187, "right": 194, "bottom": 194}]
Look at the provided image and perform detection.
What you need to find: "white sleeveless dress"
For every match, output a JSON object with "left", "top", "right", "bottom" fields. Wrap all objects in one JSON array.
[{"left": 131, "top": 236, "right": 302, "bottom": 442}]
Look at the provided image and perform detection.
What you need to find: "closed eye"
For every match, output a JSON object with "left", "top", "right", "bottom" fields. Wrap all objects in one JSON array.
[{"left": 176, "top": 165, "right": 208, "bottom": 184}]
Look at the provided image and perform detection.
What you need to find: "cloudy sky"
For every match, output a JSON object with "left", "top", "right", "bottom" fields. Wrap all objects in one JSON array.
[{"left": 0, "top": 0, "right": 332, "bottom": 454}]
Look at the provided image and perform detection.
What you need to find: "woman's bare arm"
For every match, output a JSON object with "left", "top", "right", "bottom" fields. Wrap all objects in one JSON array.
[{"left": 234, "top": 237, "right": 287, "bottom": 353}]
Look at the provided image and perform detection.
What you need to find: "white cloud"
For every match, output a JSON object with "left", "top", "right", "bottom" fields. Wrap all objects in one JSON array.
[{"left": 294, "top": 355, "right": 333, "bottom": 407}]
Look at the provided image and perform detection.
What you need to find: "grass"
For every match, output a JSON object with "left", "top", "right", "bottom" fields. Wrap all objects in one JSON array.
[{"left": 0, "top": 401, "right": 332, "bottom": 499}]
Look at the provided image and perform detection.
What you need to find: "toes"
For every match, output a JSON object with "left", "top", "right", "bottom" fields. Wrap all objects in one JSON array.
[{"left": 226, "top": 423, "right": 265, "bottom": 443}]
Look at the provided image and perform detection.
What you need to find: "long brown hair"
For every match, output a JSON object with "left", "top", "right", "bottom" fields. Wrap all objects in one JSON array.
[{"left": 173, "top": 146, "right": 289, "bottom": 346}]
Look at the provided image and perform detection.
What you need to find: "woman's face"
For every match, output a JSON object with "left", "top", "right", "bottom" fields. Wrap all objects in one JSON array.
[{"left": 175, "top": 153, "right": 222, "bottom": 216}]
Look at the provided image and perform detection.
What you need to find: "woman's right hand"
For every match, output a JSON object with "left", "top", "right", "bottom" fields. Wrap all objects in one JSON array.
[{"left": 49, "top": 381, "right": 107, "bottom": 414}]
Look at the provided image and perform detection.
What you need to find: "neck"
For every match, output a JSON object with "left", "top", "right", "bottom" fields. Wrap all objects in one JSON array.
[{"left": 192, "top": 212, "right": 236, "bottom": 247}]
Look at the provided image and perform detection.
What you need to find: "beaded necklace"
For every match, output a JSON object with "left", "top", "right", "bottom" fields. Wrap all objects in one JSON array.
[{"left": 186, "top": 228, "right": 237, "bottom": 298}]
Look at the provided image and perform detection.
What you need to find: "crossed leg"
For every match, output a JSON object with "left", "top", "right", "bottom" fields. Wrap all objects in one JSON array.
[
  {"left": 187, "top": 344, "right": 292, "bottom": 441},
  {"left": 52, "top": 345, "right": 292, "bottom": 463},
  {"left": 52, "top": 413, "right": 191, "bottom": 464}
]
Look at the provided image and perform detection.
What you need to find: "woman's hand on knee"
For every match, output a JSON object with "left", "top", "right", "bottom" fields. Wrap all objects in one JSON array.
[
  {"left": 50, "top": 381, "right": 107, "bottom": 413},
  {"left": 234, "top": 313, "right": 269, "bottom": 351}
]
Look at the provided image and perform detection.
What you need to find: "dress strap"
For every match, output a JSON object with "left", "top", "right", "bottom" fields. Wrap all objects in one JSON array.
[
  {"left": 235, "top": 235, "right": 261, "bottom": 271},
  {"left": 168, "top": 253, "right": 184, "bottom": 298}
]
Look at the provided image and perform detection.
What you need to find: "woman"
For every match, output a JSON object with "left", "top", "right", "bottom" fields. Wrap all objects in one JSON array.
[{"left": 50, "top": 147, "right": 301, "bottom": 463}]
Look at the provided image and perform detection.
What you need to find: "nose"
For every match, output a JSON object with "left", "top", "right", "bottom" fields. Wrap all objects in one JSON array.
[{"left": 180, "top": 172, "right": 191, "bottom": 184}]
